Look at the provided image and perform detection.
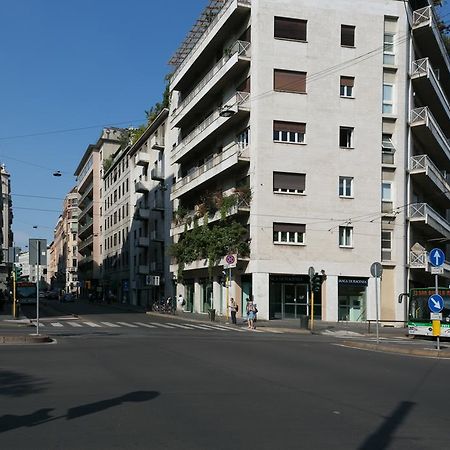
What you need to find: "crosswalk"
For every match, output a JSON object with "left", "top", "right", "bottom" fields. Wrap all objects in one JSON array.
[{"left": 30, "top": 320, "right": 279, "bottom": 334}]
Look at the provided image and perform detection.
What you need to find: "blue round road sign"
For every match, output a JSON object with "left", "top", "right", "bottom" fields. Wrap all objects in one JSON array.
[
  {"left": 428, "top": 294, "right": 444, "bottom": 313},
  {"left": 429, "top": 248, "right": 445, "bottom": 267}
]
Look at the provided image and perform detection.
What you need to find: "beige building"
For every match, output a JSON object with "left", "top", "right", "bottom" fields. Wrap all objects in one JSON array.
[
  {"left": 0, "top": 164, "right": 13, "bottom": 290},
  {"left": 75, "top": 128, "right": 123, "bottom": 296},
  {"left": 167, "top": 0, "right": 450, "bottom": 322}
]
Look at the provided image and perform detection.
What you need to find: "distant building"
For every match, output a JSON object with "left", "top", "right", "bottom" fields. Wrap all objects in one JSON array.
[{"left": 0, "top": 164, "right": 13, "bottom": 291}]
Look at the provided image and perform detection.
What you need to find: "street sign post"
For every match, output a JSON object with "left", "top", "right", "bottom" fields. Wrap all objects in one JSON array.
[
  {"left": 370, "top": 262, "right": 383, "bottom": 344},
  {"left": 223, "top": 254, "right": 237, "bottom": 321},
  {"left": 428, "top": 293, "right": 444, "bottom": 350}
]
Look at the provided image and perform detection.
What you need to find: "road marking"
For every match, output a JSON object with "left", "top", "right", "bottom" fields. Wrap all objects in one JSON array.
[
  {"left": 83, "top": 322, "right": 102, "bottom": 328},
  {"left": 33, "top": 322, "right": 45, "bottom": 327},
  {"left": 133, "top": 322, "right": 157, "bottom": 328},
  {"left": 67, "top": 322, "right": 83, "bottom": 327},
  {"left": 184, "top": 323, "right": 215, "bottom": 330},
  {"left": 100, "top": 322, "right": 121, "bottom": 328},
  {"left": 169, "top": 323, "right": 194, "bottom": 329},
  {"left": 150, "top": 322, "right": 175, "bottom": 329},
  {"left": 199, "top": 324, "right": 231, "bottom": 332},
  {"left": 50, "top": 322, "right": 63, "bottom": 327},
  {"left": 116, "top": 322, "right": 139, "bottom": 328}
]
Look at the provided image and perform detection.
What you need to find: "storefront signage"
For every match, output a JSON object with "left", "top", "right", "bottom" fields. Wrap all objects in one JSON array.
[
  {"left": 338, "top": 277, "right": 368, "bottom": 286},
  {"left": 270, "top": 274, "right": 310, "bottom": 283}
]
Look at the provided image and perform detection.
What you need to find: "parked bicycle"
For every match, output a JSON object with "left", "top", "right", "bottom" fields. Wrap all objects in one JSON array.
[{"left": 151, "top": 297, "right": 176, "bottom": 314}]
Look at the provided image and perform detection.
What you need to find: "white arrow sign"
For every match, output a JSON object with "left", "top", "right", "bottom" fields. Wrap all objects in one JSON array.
[{"left": 431, "top": 297, "right": 441, "bottom": 309}]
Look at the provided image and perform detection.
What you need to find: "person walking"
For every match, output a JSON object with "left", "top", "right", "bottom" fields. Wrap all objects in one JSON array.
[
  {"left": 246, "top": 299, "right": 257, "bottom": 330},
  {"left": 229, "top": 297, "right": 238, "bottom": 325},
  {"left": 177, "top": 294, "right": 185, "bottom": 311}
]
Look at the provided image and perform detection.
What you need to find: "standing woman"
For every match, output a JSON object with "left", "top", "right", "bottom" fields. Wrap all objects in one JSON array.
[{"left": 246, "top": 299, "right": 255, "bottom": 330}]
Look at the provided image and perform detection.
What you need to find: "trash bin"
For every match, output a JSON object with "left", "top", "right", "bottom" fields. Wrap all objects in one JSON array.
[
  {"left": 208, "top": 308, "right": 216, "bottom": 322},
  {"left": 300, "top": 314, "right": 309, "bottom": 329}
]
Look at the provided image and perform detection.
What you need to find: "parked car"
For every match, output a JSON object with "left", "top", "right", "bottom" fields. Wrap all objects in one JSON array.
[
  {"left": 62, "top": 293, "right": 75, "bottom": 302},
  {"left": 47, "top": 290, "right": 59, "bottom": 300}
]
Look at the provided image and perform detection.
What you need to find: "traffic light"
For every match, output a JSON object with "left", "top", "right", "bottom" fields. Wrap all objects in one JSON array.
[
  {"left": 14, "top": 264, "right": 23, "bottom": 279},
  {"left": 311, "top": 273, "right": 322, "bottom": 293}
]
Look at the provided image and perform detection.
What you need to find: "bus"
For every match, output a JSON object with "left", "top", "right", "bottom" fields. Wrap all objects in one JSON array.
[
  {"left": 408, "top": 287, "right": 450, "bottom": 337},
  {"left": 16, "top": 281, "right": 38, "bottom": 305}
]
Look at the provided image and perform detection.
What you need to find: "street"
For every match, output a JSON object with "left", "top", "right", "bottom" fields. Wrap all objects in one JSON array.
[{"left": 1, "top": 303, "right": 450, "bottom": 449}]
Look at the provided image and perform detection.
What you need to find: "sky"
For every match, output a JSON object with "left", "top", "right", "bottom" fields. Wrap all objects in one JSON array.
[
  {"left": 0, "top": 0, "right": 209, "bottom": 249},
  {"left": 0, "top": 0, "right": 449, "bottom": 250}
]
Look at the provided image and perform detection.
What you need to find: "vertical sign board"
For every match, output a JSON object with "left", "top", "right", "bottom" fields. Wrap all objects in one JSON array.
[{"left": 29, "top": 239, "right": 47, "bottom": 265}]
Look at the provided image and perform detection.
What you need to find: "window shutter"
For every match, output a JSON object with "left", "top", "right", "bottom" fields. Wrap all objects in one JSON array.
[
  {"left": 340, "top": 76, "right": 354, "bottom": 87},
  {"left": 273, "top": 223, "right": 306, "bottom": 233},
  {"left": 273, "top": 172, "right": 306, "bottom": 191},
  {"left": 274, "top": 70, "right": 306, "bottom": 93},
  {"left": 274, "top": 17, "right": 307, "bottom": 41},
  {"left": 273, "top": 121, "right": 306, "bottom": 133}
]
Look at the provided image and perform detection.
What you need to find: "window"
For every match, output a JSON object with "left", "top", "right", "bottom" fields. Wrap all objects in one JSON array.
[
  {"left": 273, "top": 172, "right": 306, "bottom": 194},
  {"left": 383, "top": 84, "right": 394, "bottom": 114},
  {"left": 274, "top": 17, "right": 307, "bottom": 41},
  {"left": 341, "top": 25, "right": 355, "bottom": 47},
  {"left": 273, "top": 121, "right": 306, "bottom": 143},
  {"left": 383, "top": 33, "right": 395, "bottom": 65},
  {"left": 382, "top": 134, "right": 395, "bottom": 164},
  {"left": 339, "top": 226, "right": 353, "bottom": 247},
  {"left": 274, "top": 69, "right": 306, "bottom": 93},
  {"left": 381, "top": 181, "right": 393, "bottom": 202},
  {"left": 339, "top": 177, "right": 354, "bottom": 197},
  {"left": 237, "top": 127, "right": 250, "bottom": 148},
  {"left": 381, "top": 230, "right": 392, "bottom": 261},
  {"left": 273, "top": 223, "right": 305, "bottom": 244},
  {"left": 339, "top": 127, "right": 354, "bottom": 148},
  {"left": 340, "top": 76, "right": 354, "bottom": 97}
]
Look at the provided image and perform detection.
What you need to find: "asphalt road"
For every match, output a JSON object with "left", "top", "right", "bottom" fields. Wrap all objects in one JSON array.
[{"left": 2, "top": 303, "right": 450, "bottom": 450}]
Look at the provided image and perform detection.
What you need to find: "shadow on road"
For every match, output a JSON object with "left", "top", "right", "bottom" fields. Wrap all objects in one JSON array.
[
  {"left": 0, "top": 390, "right": 160, "bottom": 433},
  {"left": 358, "top": 401, "right": 415, "bottom": 450},
  {"left": 0, "top": 369, "right": 48, "bottom": 398}
]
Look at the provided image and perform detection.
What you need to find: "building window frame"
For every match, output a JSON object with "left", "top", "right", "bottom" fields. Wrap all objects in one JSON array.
[
  {"left": 341, "top": 24, "right": 355, "bottom": 47},
  {"left": 339, "top": 127, "right": 354, "bottom": 149},
  {"left": 381, "top": 230, "right": 392, "bottom": 261},
  {"left": 339, "top": 176, "right": 354, "bottom": 198},
  {"left": 339, "top": 226, "right": 353, "bottom": 248},
  {"left": 340, "top": 76, "right": 354, "bottom": 98},
  {"left": 273, "top": 121, "right": 306, "bottom": 144},
  {"left": 383, "top": 33, "right": 395, "bottom": 65},
  {"left": 273, "top": 223, "right": 306, "bottom": 245},
  {"left": 274, "top": 16, "right": 307, "bottom": 42},
  {"left": 382, "top": 83, "right": 394, "bottom": 114}
]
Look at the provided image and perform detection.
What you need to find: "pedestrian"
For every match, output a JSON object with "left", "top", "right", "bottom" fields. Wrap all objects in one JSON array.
[
  {"left": 229, "top": 297, "right": 238, "bottom": 325},
  {"left": 177, "top": 294, "right": 185, "bottom": 311},
  {"left": 246, "top": 299, "right": 257, "bottom": 330}
]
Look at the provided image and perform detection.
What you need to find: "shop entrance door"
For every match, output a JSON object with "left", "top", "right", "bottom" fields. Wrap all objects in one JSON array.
[{"left": 282, "top": 284, "right": 308, "bottom": 319}]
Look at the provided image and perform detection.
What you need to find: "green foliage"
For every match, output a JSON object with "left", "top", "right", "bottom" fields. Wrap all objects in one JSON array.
[
  {"left": 170, "top": 220, "right": 249, "bottom": 279},
  {"left": 103, "top": 156, "right": 113, "bottom": 172},
  {"left": 220, "top": 194, "right": 238, "bottom": 220}
]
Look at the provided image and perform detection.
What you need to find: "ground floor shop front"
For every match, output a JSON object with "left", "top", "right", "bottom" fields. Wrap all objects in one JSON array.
[{"left": 176, "top": 271, "right": 393, "bottom": 322}]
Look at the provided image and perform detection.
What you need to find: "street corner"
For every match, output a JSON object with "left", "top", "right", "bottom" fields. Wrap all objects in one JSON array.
[{"left": 0, "top": 334, "right": 54, "bottom": 345}]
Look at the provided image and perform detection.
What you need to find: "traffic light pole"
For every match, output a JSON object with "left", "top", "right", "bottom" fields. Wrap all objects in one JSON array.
[
  {"left": 310, "top": 291, "right": 314, "bottom": 332},
  {"left": 35, "top": 241, "right": 40, "bottom": 335},
  {"left": 12, "top": 268, "right": 17, "bottom": 319}
]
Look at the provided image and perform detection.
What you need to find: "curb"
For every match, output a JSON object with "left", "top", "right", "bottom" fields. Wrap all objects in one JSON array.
[
  {"left": 341, "top": 340, "right": 450, "bottom": 359},
  {"left": 0, "top": 334, "right": 53, "bottom": 344}
]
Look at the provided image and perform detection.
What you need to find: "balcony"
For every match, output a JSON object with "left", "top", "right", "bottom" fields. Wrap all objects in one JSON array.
[
  {"left": 171, "top": 143, "right": 250, "bottom": 200},
  {"left": 150, "top": 135, "right": 165, "bottom": 151},
  {"left": 135, "top": 176, "right": 151, "bottom": 193},
  {"left": 409, "top": 155, "right": 450, "bottom": 205},
  {"left": 172, "top": 40, "right": 251, "bottom": 128},
  {"left": 78, "top": 235, "right": 93, "bottom": 252},
  {"left": 78, "top": 199, "right": 93, "bottom": 221},
  {"left": 412, "top": 7, "right": 450, "bottom": 82},
  {"left": 408, "top": 203, "right": 450, "bottom": 240},
  {"left": 411, "top": 58, "right": 450, "bottom": 132},
  {"left": 135, "top": 151, "right": 150, "bottom": 166},
  {"left": 171, "top": 91, "right": 250, "bottom": 164},
  {"left": 137, "top": 237, "right": 150, "bottom": 248},
  {"left": 78, "top": 181, "right": 93, "bottom": 205},
  {"left": 171, "top": 194, "right": 250, "bottom": 236},
  {"left": 170, "top": 0, "right": 252, "bottom": 90},
  {"left": 78, "top": 219, "right": 93, "bottom": 238},
  {"left": 135, "top": 207, "right": 150, "bottom": 220},
  {"left": 78, "top": 255, "right": 93, "bottom": 266},
  {"left": 410, "top": 107, "right": 450, "bottom": 167},
  {"left": 151, "top": 166, "right": 164, "bottom": 181}
]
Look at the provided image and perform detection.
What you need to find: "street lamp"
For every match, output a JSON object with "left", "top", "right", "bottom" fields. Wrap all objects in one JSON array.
[{"left": 53, "top": 171, "right": 62, "bottom": 177}]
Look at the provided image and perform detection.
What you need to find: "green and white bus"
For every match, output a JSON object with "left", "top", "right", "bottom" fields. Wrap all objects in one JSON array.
[{"left": 408, "top": 287, "right": 450, "bottom": 337}]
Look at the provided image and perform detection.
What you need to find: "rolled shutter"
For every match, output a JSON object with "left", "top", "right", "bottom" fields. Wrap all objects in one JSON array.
[
  {"left": 274, "top": 17, "right": 307, "bottom": 41},
  {"left": 273, "top": 172, "right": 306, "bottom": 191},
  {"left": 274, "top": 70, "right": 306, "bottom": 93},
  {"left": 340, "top": 76, "right": 354, "bottom": 87},
  {"left": 273, "top": 223, "right": 306, "bottom": 233},
  {"left": 273, "top": 121, "right": 306, "bottom": 133}
]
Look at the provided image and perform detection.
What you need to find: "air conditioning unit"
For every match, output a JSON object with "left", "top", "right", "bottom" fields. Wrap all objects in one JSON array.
[{"left": 145, "top": 275, "right": 160, "bottom": 286}]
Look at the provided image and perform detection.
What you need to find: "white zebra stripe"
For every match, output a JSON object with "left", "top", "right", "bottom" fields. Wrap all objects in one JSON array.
[
  {"left": 83, "top": 322, "right": 102, "bottom": 328},
  {"left": 100, "top": 322, "right": 121, "bottom": 328},
  {"left": 116, "top": 322, "right": 138, "bottom": 328},
  {"left": 133, "top": 322, "right": 157, "bottom": 328},
  {"left": 169, "top": 323, "right": 194, "bottom": 329},
  {"left": 67, "top": 322, "right": 83, "bottom": 327},
  {"left": 149, "top": 322, "right": 175, "bottom": 329},
  {"left": 50, "top": 322, "right": 63, "bottom": 327}
]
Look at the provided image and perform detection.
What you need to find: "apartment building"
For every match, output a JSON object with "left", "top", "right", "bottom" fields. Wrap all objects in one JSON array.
[
  {"left": 129, "top": 109, "right": 171, "bottom": 306},
  {"left": 49, "top": 188, "right": 79, "bottom": 293},
  {"left": 102, "top": 145, "right": 131, "bottom": 303},
  {"left": 0, "top": 164, "right": 13, "bottom": 291},
  {"left": 168, "top": 0, "right": 450, "bottom": 322},
  {"left": 74, "top": 128, "right": 123, "bottom": 297}
]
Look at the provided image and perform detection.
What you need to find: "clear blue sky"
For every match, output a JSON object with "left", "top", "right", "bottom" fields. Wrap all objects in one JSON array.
[
  {"left": 0, "top": 0, "right": 209, "bottom": 248},
  {"left": 0, "top": 0, "right": 449, "bottom": 249}
]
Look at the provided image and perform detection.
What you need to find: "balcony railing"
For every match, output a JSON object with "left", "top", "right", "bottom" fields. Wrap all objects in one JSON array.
[
  {"left": 135, "top": 176, "right": 150, "bottom": 193},
  {"left": 151, "top": 166, "right": 164, "bottom": 181},
  {"left": 135, "top": 151, "right": 150, "bottom": 166},
  {"left": 409, "top": 202, "right": 450, "bottom": 234},
  {"left": 410, "top": 249, "right": 427, "bottom": 268},
  {"left": 171, "top": 0, "right": 251, "bottom": 78},
  {"left": 172, "top": 143, "right": 249, "bottom": 194},
  {"left": 78, "top": 219, "right": 93, "bottom": 236},
  {"left": 174, "top": 40, "right": 251, "bottom": 118},
  {"left": 173, "top": 91, "right": 250, "bottom": 159},
  {"left": 410, "top": 154, "right": 450, "bottom": 186}
]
